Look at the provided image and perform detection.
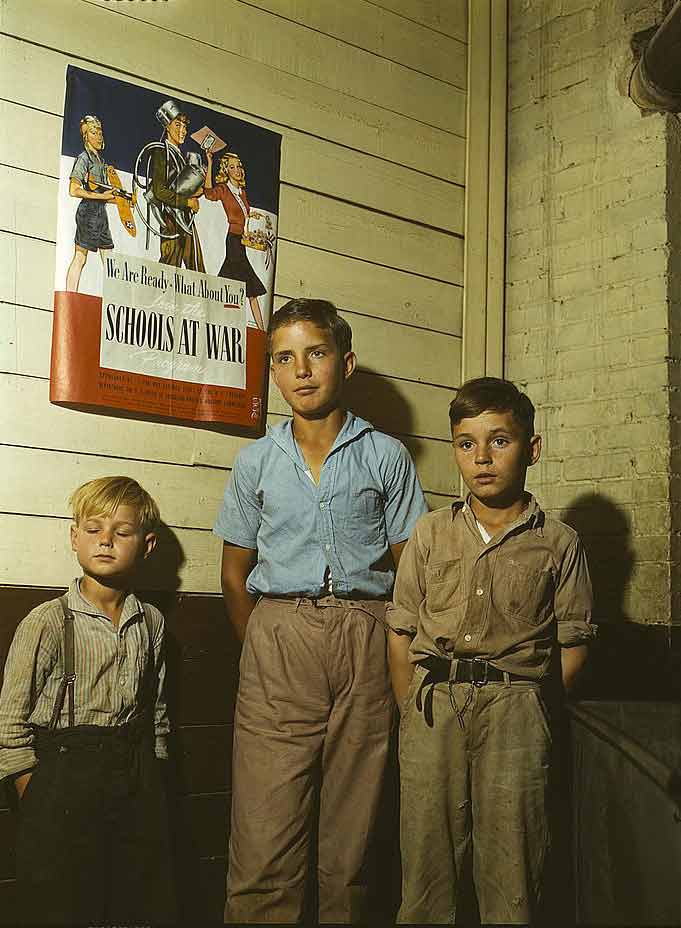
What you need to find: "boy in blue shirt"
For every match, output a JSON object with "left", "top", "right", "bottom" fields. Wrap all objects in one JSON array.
[{"left": 214, "top": 298, "right": 427, "bottom": 923}]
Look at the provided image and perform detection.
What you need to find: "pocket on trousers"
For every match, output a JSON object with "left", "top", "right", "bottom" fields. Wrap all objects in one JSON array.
[{"left": 530, "top": 689, "right": 552, "bottom": 743}]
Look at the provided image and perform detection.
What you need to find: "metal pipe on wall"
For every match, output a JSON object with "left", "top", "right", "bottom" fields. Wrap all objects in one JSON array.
[{"left": 630, "top": 0, "right": 681, "bottom": 112}]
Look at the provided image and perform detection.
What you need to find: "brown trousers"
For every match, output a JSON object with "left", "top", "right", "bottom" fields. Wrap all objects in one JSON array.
[
  {"left": 225, "top": 596, "right": 394, "bottom": 924},
  {"left": 398, "top": 664, "right": 552, "bottom": 925}
]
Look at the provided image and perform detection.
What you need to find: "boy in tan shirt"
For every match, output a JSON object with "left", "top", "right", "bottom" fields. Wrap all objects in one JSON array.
[{"left": 387, "top": 377, "right": 595, "bottom": 925}]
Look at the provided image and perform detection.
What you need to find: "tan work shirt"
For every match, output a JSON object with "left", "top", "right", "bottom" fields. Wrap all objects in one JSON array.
[{"left": 386, "top": 495, "right": 595, "bottom": 680}]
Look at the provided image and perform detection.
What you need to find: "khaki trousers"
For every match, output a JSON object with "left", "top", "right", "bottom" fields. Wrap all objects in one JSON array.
[
  {"left": 398, "top": 664, "right": 552, "bottom": 925},
  {"left": 225, "top": 595, "right": 394, "bottom": 924}
]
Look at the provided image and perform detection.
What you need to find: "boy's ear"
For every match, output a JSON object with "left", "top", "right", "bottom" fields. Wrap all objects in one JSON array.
[
  {"left": 528, "top": 434, "right": 542, "bottom": 466},
  {"left": 142, "top": 532, "right": 157, "bottom": 560},
  {"left": 70, "top": 523, "right": 78, "bottom": 551},
  {"left": 343, "top": 351, "right": 357, "bottom": 380}
]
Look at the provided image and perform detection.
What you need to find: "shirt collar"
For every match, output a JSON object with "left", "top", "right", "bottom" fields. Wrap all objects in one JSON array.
[
  {"left": 456, "top": 492, "right": 545, "bottom": 535},
  {"left": 267, "top": 411, "right": 374, "bottom": 465},
  {"left": 67, "top": 578, "right": 143, "bottom": 628}
]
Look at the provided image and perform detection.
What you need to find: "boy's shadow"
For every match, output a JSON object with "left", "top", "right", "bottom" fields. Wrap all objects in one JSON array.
[
  {"left": 561, "top": 492, "right": 674, "bottom": 700},
  {"left": 346, "top": 365, "right": 416, "bottom": 434}
]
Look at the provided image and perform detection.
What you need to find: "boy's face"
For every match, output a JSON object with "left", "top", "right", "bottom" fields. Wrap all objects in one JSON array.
[
  {"left": 70, "top": 504, "right": 156, "bottom": 585},
  {"left": 452, "top": 409, "right": 541, "bottom": 508},
  {"left": 270, "top": 321, "right": 355, "bottom": 419}
]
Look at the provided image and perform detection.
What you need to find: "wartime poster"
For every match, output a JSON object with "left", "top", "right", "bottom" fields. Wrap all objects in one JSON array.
[{"left": 50, "top": 66, "right": 281, "bottom": 432}]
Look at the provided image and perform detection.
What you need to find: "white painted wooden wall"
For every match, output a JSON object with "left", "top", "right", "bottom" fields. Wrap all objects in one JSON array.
[{"left": 0, "top": 0, "right": 492, "bottom": 592}]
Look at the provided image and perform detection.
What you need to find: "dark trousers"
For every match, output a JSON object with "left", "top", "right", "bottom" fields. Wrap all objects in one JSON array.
[
  {"left": 16, "top": 724, "right": 176, "bottom": 926},
  {"left": 225, "top": 595, "right": 395, "bottom": 924}
]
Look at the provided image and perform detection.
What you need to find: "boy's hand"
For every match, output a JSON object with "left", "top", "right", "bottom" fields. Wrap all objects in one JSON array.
[
  {"left": 387, "top": 629, "right": 415, "bottom": 710},
  {"left": 14, "top": 770, "right": 33, "bottom": 799},
  {"left": 561, "top": 644, "right": 589, "bottom": 696}
]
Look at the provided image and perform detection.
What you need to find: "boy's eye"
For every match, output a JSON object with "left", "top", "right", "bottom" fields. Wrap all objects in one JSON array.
[
  {"left": 492, "top": 437, "right": 510, "bottom": 447},
  {"left": 310, "top": 349, "right": 326, "bottom": 358},
  {"left": 457, "top": 440, "right": 474, "bottom": 451}
]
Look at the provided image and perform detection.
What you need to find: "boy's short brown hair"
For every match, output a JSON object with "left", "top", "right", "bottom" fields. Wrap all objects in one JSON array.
[
  {"left": 449, "top": 377, "right": 535, "bottom": 441},
  {"left": 69, "top": 476, "right": 161, "bottom": 534},
  {"left": 267, "top": 299, "right": 353, "bottom": 356}
]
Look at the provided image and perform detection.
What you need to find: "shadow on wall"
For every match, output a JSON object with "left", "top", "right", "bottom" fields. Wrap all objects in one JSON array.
[
  {"left": 346, "top": 366, "right": 415, "bottom": 438},
  {"left": 561, "top": 493, "right": 677, "bottom": 700}
]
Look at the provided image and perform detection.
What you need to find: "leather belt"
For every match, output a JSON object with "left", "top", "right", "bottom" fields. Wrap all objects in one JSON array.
[{"left": 420, "top": 656, "right": 530, "bottom": 685}]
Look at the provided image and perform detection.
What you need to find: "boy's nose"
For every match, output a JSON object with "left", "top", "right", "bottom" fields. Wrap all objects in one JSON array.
[
  {"left": 295, "top": 360, "right": 312, "bottom": 378},
  {"left": 475, "top": 446, "right": 492, "bottom": 464}
]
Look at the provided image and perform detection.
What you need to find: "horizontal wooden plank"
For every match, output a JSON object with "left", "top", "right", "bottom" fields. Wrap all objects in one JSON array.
[
  {"left": 0, "top": 373, "right": 249, "bottom": 469},
  {"left": 279, "top": 186, "right": 463, "bottom": 282},
  {"left": 0, "top": 228, "right": 463, "bottom": 337},
  {"left": 0, "top": 306, "right": 457, "bottom": 439},
  {"left": 0, "top": 95, "right": 464, "bottom": 232},
  {"left": 0, "top": 166, "right": 462, "bottom": 285},
  {"left": 0, "top": 3, "right": 463, "bottom": 181},
  {"left": 0, "top": 445, "right": 227, "bottom": 531},
  {"left": 241, "top": 0, "right": 466, "bottom": 86},
  {"left": 270, "top": 297, "right": 461, "bottom": 386},
  {"left": 84, "top": 0, "right": 465, "bottom": 135},
  {"left": 370, "top": 0, "right": 467, "bottom": 42},
  {"left": 276, "top": 241, "right": 463, "bottom": 334},
  {"left": 0, "top": 513, "right": 223, "bottom": 592}
]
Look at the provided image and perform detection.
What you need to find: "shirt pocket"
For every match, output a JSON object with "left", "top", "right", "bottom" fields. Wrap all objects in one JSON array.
[
  {"left": 425, "top": 558, "right": 464, "bottom": 615},
  {"left": 346, "top": 487, "right": 384, "bottom": 544},
  {"left": 495, "top": 557, "right": 553, "bottom": 625}
]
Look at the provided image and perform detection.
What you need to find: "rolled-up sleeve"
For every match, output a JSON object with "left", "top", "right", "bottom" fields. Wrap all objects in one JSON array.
[
  {"left": 555, "top": 536, "right": 597, "bottom": 647},
  {"left": 386, "top": 526, "right": 427, "bottom": 637},
  {"left": 0, "top": 610, "right": 57, "bottom": 781},
  {"left": 213, "top": 453, "right": 261, "bottom": 548},
  {"left": 381, "top": 441, "right": 428, "bottom": 545}
]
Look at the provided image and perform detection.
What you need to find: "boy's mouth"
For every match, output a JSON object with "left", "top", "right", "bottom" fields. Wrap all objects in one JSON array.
[
  {"left": 295, "top": 386, "right": 317, "bottom": 394},
  {"left": 475, "top": 473, "right": 497, "bottom": 483}
]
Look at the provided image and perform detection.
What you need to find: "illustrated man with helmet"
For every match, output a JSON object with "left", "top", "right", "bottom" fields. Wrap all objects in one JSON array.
[{"left": 146, "top": 99, "right": 206, "bottom": 272}]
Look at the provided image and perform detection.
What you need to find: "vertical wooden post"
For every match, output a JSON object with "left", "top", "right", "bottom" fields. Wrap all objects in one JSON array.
[{"left": 461, "top": 0, "right": 507, "bottom": 383}]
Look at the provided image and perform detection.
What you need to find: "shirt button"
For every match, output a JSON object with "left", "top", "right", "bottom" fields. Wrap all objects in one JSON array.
[
  {"left": 119, "top": 677, "right": 125, "bottom": 686},
  {"left": 325, "top": 544, "right": 331, "bottom": 551},
  {"left": 464, "top": 634, "right": 472, "bottom": 642},
  {"left": 319, "top": 502, "right": 326, "bottom": 510},
  {"left": 476, "top": 588, "right": 484, "bottom": 596}
]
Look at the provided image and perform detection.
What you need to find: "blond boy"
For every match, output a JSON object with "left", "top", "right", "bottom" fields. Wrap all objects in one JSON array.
[{"left": 0, "top": 477, "right": 175, "bottom": 926}]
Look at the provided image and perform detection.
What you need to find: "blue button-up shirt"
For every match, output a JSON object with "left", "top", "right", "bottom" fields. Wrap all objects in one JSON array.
[{"left": 213, "top": 412, "right": 428, "bottom": 598}]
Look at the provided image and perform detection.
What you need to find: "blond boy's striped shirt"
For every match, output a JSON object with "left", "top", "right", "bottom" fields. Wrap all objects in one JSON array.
[{"left": 0, "top": 579, "right": 169, "bottom": 780}]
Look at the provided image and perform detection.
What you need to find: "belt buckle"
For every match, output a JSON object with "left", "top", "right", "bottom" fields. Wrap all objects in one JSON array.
[{"left": 472, "top": 658, "right": 488, "bottom": 686}]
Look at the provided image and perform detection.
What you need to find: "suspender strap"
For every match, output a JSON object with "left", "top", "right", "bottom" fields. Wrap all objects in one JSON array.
[{"left": 49, "top": 595, "right": 76, "bottom": 730}]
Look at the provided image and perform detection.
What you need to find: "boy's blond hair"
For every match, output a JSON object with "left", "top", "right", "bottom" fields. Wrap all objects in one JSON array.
[{"left": 69, "top": 476, "right": 160, "bottom": 533}]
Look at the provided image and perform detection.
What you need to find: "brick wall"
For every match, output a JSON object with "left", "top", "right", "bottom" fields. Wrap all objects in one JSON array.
[{"left": 506, "top": 0, "right": 681, "bottom": 688}]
